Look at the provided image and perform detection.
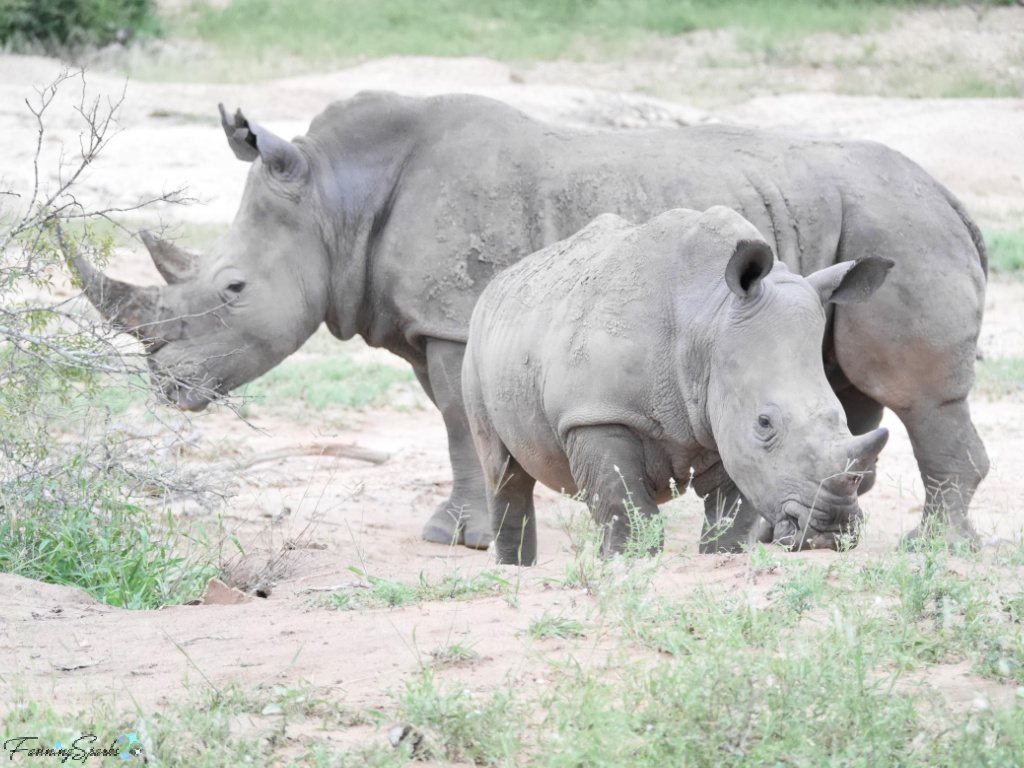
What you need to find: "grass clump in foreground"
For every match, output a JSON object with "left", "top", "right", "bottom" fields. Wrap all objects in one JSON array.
[
  {"left": 0, "top": 483, "right": 218, "bottom": 610},
  {"left": 301, "top": 510, "right": 1024, "bottom": 765},
  {"left": 10, "top": 531, "right": 1024, "bottom": 765},
  {"left": 175, "top": 0, "right": 913, "bottom": 70},
  {"left": 311, "top": 566, "right": 514, "bottom": 611}
]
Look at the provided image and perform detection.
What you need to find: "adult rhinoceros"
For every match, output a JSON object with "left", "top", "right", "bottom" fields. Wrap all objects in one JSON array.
[{"left": 73, "top": 91, "right": 989, "bottom": 552}]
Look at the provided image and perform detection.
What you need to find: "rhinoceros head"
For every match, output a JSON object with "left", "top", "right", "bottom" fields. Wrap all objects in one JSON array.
[
  {"left": 72, "top": 106, "right": 331, "bottom": 410},
  {"left": 707, "top": 240, "right": 893, "bottom": 550}
]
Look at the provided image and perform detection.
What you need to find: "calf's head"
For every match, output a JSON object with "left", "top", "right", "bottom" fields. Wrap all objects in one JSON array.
[
  {"left": 72, "top": 106, "right": 330, "bottom": 410},
  {"left": 707, "top": 241, "right": 893, "bottom": 550}
]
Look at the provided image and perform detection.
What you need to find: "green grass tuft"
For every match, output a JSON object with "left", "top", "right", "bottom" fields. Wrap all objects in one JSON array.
[
  {"left": 527, "top": 611, "right": 588, "bottom": 640},
  {"left": 975, "top": 357, "right": 1024, "bottom": 400},
  {"left": 241, "top": 355, "right": 415, "bottom": 410},
  {"left": 0, "top": 491, "right": 218, "bottom": 609},
  {"left": 987, "top": 229, "right": 1024, "bottom": 274},
  {"left": 312, "top": 567, "right": 514, "bottom": 612}
]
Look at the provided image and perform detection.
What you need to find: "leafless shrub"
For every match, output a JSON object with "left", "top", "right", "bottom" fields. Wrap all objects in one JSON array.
[{"left": 0, "top": 67, "right": 225, "bottom": 606}]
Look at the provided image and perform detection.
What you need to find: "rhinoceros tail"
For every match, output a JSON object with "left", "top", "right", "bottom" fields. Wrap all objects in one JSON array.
[{"left": 941, "top": 185, "right": 989, "bottom": 279}]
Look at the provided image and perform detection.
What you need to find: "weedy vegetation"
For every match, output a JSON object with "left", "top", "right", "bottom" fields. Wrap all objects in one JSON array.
[
  {"left": 974, "top": 357, "right": 1024, "bottom": 400},
  {"left": 0, "top": 69, "right": 222, "bottom": 607},
  {"left": 109, "top": 0, "right": 1014, "bottom": 85},
  {"left": 308, "top": 566, "right": 516, "bottom": 612},
  {"left": 0, "top": 0, "right": 161, "bottom": 52},
  {"left": 988, "top": 229, "right": 1024, "bottom": 274},
  {"left": 243, "top": 353, "right": 416, "bottom": 411},
  {"left": 180, "top": 0, "right": 897, "bottom": 65},
  {"left": 9, "top": 514, "right": 1022, "bottom": 765}
]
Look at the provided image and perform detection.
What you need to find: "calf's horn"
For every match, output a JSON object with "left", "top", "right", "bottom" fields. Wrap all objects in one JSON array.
[
  {"left": 846, "top": 428, "right": 889, "bottom": 470},
  {"left": 826, "top": 427, "right": 889, "bottom": 496},
  {"left": 141, "top": 231, "right": 198, "bottom": 284},
  {"left": 71, "top": 256, "right": 164, "bottom": 339}
]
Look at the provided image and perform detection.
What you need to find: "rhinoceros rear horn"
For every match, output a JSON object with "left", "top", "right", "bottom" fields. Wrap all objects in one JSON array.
[
  {"left": 218, "top": 103, "right": 307, "bottom": 182},
  {"left": 807, "top": 255, "right": 894, "bottom": 307},
  {"left": 141, "top": 231, "right": 198, "bottom": 284},
  {"left": 70, "top": 255, "right": 164, "bottom": 339},
  {"left": 725, "top": 239, "right": 774, "bottom": 300}
]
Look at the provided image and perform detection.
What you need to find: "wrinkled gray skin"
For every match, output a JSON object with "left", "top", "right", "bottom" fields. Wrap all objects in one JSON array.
[
  {"left": 74, "top": 92, "right": 989, "bottom": 552},
  {"left": 464, "top": 207, "right": 892, "bottom": 564}
]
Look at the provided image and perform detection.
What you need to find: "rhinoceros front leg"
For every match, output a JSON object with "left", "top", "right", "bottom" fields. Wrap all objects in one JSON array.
[
  {"left": 565, "top": 425, "right": 664, "bottom": 557},
  {"left": 694, "top": 470, "right": 765, "bottom": 554},
  {"left": 417, "top": 339, "right": 493, "bottom": 549},
  {"left": 691, "top": 459, "right": 793, "bottom": 553}
]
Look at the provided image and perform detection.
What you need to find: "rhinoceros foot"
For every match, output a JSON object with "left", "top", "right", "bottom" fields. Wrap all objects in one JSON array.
[
  {"left": 422, "top": 502, "right": 493, "bottom": 549},
  {"left": 900, "top": 512, "right": 982, "bottom": 554}
]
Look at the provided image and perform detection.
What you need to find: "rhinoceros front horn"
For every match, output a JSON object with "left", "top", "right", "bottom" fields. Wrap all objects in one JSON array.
[
  {"left": 71, "top": 255, "right": 164, "bottom": 339},
  {"left": 141, "top": 231, "right": 198, "bottom": 285}
]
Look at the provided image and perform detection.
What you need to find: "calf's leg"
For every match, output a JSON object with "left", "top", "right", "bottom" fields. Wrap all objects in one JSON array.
[
  {"left": 489, "top": 454, "right": 539, "bottom": 566},
  {"left": 565, "top": 425, "right": 662, "bottom": 557},
  {"left": 692, "top": 466, "right": 763, "bottom": 553}
]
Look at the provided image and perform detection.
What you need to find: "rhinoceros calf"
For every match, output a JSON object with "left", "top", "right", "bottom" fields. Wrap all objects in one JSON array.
[
  {"left": 463, "top": 207, "right": 892, "bottom": 564},
  {"left": 73, "top": 92, "right": 989, "bottom": 551}
]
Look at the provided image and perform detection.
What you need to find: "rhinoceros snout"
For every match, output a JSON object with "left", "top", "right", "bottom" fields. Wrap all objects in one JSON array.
[
  {"left": 773, "top": 499, "right": 864, "bottom": 551},
  {"left": 148, "top": 359, "right": 216, "bottom": 412}
]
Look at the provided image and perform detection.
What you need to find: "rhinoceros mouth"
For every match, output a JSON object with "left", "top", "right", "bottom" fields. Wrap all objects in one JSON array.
[
  {"left": 170, "top": 389, "right": 214, "bottom": 412},
  {"left": 771, "top": 495, "right": 864, "bottom": 551},
  {"left": 149, "top": 365, "right": 222, "bottom": 412}
]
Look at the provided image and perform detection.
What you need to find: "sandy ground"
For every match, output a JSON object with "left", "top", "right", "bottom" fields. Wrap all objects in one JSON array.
[{"left": 1, "top": 6, "right": 1024, "bottom": 753}]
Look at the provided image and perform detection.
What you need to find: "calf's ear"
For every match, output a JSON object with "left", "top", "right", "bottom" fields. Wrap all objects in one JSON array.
[
  {"left": 725, "top": 240, "right": 775, "bottom": 300},
  {"left": 807, "top": 256, "right": 894, "bottom": 306},
  {"left": 218, "top": 104, "right": 307, "bottom": 182}
]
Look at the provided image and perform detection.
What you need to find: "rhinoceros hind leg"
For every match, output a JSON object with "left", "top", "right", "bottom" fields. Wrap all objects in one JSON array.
[
  {"left": 894, "top": 398, "right": 987, "bottom": 552},
  {"left": 565, "top": 425, "right": 663, "bottom": 558},
  {"left": 418, "top": 341, "right": 492, "bottom": 550},
  {"left": 835, "top": 385, "right": 885, "bottom": 496}
]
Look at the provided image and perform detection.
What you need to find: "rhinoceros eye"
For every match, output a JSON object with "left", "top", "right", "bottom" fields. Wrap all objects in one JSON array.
[
  {"left": 226, "top": 280, "right": 246, "bottom": 294},
  {"left": 755, "top": 410, "right": 778, "bottom": 444}
]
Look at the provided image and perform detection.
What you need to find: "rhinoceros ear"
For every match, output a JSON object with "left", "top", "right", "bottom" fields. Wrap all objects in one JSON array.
[
  {"left": 807, "top": 256, "right": 894, "bottom": 306},
  {"left": 219, "top": 103, "right": 259, "bottom": 162},
  {"left": 218, "top": 103, "right": 307, "bottom": 182},
  {"left": 724, "top": 239, "right": 774, "bottom": 300}
]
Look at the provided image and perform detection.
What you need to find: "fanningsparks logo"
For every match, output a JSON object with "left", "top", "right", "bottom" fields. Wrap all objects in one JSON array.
[{"left": 3, "top": 733, "right": 145, "bottom": 762}]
